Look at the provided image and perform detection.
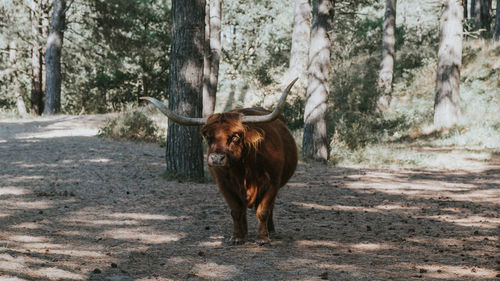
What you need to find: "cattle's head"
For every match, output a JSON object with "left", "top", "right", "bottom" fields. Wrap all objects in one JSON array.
[
  {"left": 200, "top": 112, "right": 264, "bottom": 167},
  {"left": 140, "top": 78, "right": 298, "bottom": 167}
]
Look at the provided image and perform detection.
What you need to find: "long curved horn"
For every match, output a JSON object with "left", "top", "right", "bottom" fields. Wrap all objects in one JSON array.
[
  {"left": 140, "top": 97, "right": 207, "bottom": 126},
  {"left": 241, "top": 77, "right": 298, "bottom": 123}
]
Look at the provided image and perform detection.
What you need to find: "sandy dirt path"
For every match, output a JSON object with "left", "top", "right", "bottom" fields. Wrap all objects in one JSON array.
[{"left": 0, "top": 115, "right": 499, "bottom": 280}]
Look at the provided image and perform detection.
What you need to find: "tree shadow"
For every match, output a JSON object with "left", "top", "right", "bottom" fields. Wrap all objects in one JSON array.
[{"left": 1, "top": 121, "right": 499, "bottom": 280}]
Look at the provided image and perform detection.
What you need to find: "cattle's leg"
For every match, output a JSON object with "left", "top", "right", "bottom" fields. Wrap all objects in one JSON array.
[
  {"left": 267, "top": 208, "right": 275, "bottom": 234},
  {"left": 255, "top": 188, "right": 278, "bottom": 245},
  {"left": 230, "top": 207, "right": 247, "bottom": 245},
  {"left": 212, "top": 174, "right": 248, "bottom": 245}
]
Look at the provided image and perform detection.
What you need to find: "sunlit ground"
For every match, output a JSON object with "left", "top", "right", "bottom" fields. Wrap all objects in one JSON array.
[{"left": 0, "top": 116, "right": 499, "bottom": 280}]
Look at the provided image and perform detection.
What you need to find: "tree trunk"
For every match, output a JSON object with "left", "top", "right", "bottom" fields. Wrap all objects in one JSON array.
[
  {"left": 166, "top": 0, "right": 205, "bottom": 179},
  {"left": 202, "top": 0, "right": 222, "bottom": 117},
  {"left": 471, "top": 0, "right": 476, "bottom": 18},
  {"left": 9, "top": 41, "right": 27, "bottom": 116},
  {"left": 31, "top": 0, "right": 44, "bottom": 115},
  {"left": 202, "top": 0, "right": 211, "bottom": 116},
  {"left": 434, "top": 0, "right": 463, "bottom": 129},
  {"left": 463, "top": 0, "right": 468, "bottom": 18},
  {"left": 289, "top": 0, "right": 311, "bottom": 87},
  {"left": 377, "top": 0, "right": 397, "bottom": 112},
  {"left": 473, "top": 0, "right": 491, "bottom": 30},
  {"left": 480, "top": 0, "right": 492, "bottom": 31},
  {"left": 494, "top": 0, "right": 500, "bottom": 40},
  {"left": 474, "top": 0, "right": 481, "bottom": 27},
  {"left": 42, "top": 0, "right": 50, "bottom": 96},
  {"left": 302, "top": 0, "right": 334, "bottom": 162},
  {"left": 44, "top": 0, "right": 66, "bottom": 115}
]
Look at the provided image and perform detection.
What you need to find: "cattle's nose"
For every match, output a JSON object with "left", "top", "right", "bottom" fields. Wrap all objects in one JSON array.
[{"left": 208, "top": 153, "right": 226, "bottom": 167}]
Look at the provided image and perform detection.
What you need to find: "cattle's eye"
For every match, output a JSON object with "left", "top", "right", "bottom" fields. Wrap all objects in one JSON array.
[
  {"left": 203, "top": 134, "right": 213, "bottom": 143},
  {"left": 230, "top": 133, "right": 241, "bottom": 144}
]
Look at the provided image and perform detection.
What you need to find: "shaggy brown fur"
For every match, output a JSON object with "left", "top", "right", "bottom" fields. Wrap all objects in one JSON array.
[{"left": 200, "top": 107, "right": 298, "bottom": 245}]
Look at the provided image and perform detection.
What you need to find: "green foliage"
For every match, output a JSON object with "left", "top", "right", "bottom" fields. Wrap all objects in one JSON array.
[
  {"left": 283, "top": 97, "right": 305, "bottom": 131},
  {"left": 215, "top": 0, "right": 293, "bottom": 111},
  {"left": 343, "top": 40, "right": 500, "bottom": 168},
  {"left": 0, "top": 0, "right": 171, "bottom": 114},
  {"left": 98, "top": 108, "right": 164, "bottom": 143},
  {"left": 62, "top": 0, "right": 171, "bottom": 114},
  {"left": 323, "top": 2, "right": 441, "bottom": 159},
  {"left": 0, "top": 0, "right": 33, "bottom": 112},
  {"left": 1, "top": 0, "right": 499, "bottom": 170}
]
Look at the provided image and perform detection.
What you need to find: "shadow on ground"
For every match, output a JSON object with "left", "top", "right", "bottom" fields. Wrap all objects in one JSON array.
[{"left": 0, "top": 117, "right": 499, "bottom": 280}]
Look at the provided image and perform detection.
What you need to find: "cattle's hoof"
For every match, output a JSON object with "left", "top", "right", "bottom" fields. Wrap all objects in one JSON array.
[
  {"left": 256, "top": 237, "right": 271, "bottom": 246},
  {"left": 229, "top": 237, "right": 245, "bottom": 245}
]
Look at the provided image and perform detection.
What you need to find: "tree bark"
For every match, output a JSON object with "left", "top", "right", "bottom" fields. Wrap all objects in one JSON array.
[
  {"left": 42, "top": 0, "right": 50, "bottom": 96},
  {"left": 434, "top": 0, "right": 463, "bottom": 129},
  {"left": 302, "top": 0, "right": 334, "bottom": 162},
  {"left": 44, "top": 0, "right": 66, "bottom": 115},
  {"left": 9, "top": 41, "right": 28, "bottom": 116},
  {"left": 202, "top": 0, "right": 211, "bottom": 116},
  {"left": 202, "top": 0, "right": 221, "bottom": 117},
  {"left": 377, "top": 0, "right": 397, "bottom": 112},
  {"left": 31, "top": 0, "right": 44, "bottom": 115},
  {"left": 473, "top": 0, "right": 482, "bottom": 28},
  {"left": 480, "top": 0, "right": 492, "bottom": 31},
  {"left": 471, "top": 0, "right": 476, "bottom": 18},
  {"left": 166, "top": 0, "right": 205, "bottom": 179},
  {"left": 463, "top": 0, "right": 468, "bottom": 18},
  {"left": 289, "top": 0, "right": 311, "bottom": 86},
  {"left": 472, "top": 0, "right": 492, "bottom": 30},
  {"left": 494, "top": 0, "right": 500, "bottom": 40}
]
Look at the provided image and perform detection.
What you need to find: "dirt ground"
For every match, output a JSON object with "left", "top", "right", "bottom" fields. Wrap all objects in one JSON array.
[{"left": 0, "top": 115, "right": 499, "bottom": 281}]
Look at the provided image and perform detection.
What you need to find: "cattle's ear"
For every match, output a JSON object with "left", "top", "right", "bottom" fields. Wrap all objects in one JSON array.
[{"left": 244, "top": 128, "right": 264, "bottom": 150}]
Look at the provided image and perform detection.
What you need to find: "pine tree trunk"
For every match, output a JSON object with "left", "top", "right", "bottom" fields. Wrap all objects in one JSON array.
[
  {"left": 166, "top": 0, "right": 205, "bottom": 179},
  {"left": 377, "top": 0, "right": 397, "bottom": 112},
  {"left": 434, "top": 0, "right": 463, "bottom": 129},
  {"left": 44, "top": 0, "right": 66, "bottom": 115},
  {"left": 9, "top": 41, "right": 27, "bottom": 116},
  {"left": 474, "top": 0, "right": 481, "bottom": 27},
  {"left": 202, "top": 0, "right": 211, "bottom": 117},
  {"left": 472, "top": 0, "right": 491, "bottom": 30},
  {"left": 471, "top": 0, "right": 476, "bottom": 18},
  {"left": 494, "top": 0, "right": 500, "bottom": 40},
  {"left": 302, "top": 0, "right": 334, "bottom": 162},
  {"left": 31, "top": 0, "right": 44, "bottom": 115},
  {"left": 480, "top": 0, "right": 492, "bottom": 31},
  {"left": 463, "top": 0, "right": 468, "bottom": 18},
  {"left": 289, "top": 0, "right": 311, "bottom": 87},
  {"left": 202, "top": 0, "right": 221, "bottom": 117},
  {"left": 42, "top": 0, "right": 50, "bottom": 96}
]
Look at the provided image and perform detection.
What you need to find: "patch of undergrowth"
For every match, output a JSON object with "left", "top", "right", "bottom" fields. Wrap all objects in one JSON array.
[
  {"left": 330, "top": 40, "right": 500, "bottom": 168},
  {"left": 98, "top": 108, "right": 164, "bottom": 143},
  {"left": 0, "top": 109, "right": 31, "bottom": 120}
]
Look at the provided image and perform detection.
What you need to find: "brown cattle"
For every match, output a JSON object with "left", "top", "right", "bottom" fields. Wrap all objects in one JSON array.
[{"left": 141, "top": 78, "right": 298, "bottom": 245}]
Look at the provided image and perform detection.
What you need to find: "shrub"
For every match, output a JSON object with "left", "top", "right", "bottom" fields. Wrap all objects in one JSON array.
[{"left": 98, "top": 109, "right": 163, "bottom": 143}]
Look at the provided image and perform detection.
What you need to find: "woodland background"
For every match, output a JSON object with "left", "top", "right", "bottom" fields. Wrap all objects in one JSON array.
[
  {"left": 1, "top": 1, "right": 499, "bottom": 280},
  {"left": 0, "top": 0, "right": 499, "bottom": 168}
]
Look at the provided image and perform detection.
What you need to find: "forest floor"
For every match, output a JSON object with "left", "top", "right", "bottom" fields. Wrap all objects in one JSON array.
[{"left": 0, "top": 115, "right": 499, "bottom": 281}]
